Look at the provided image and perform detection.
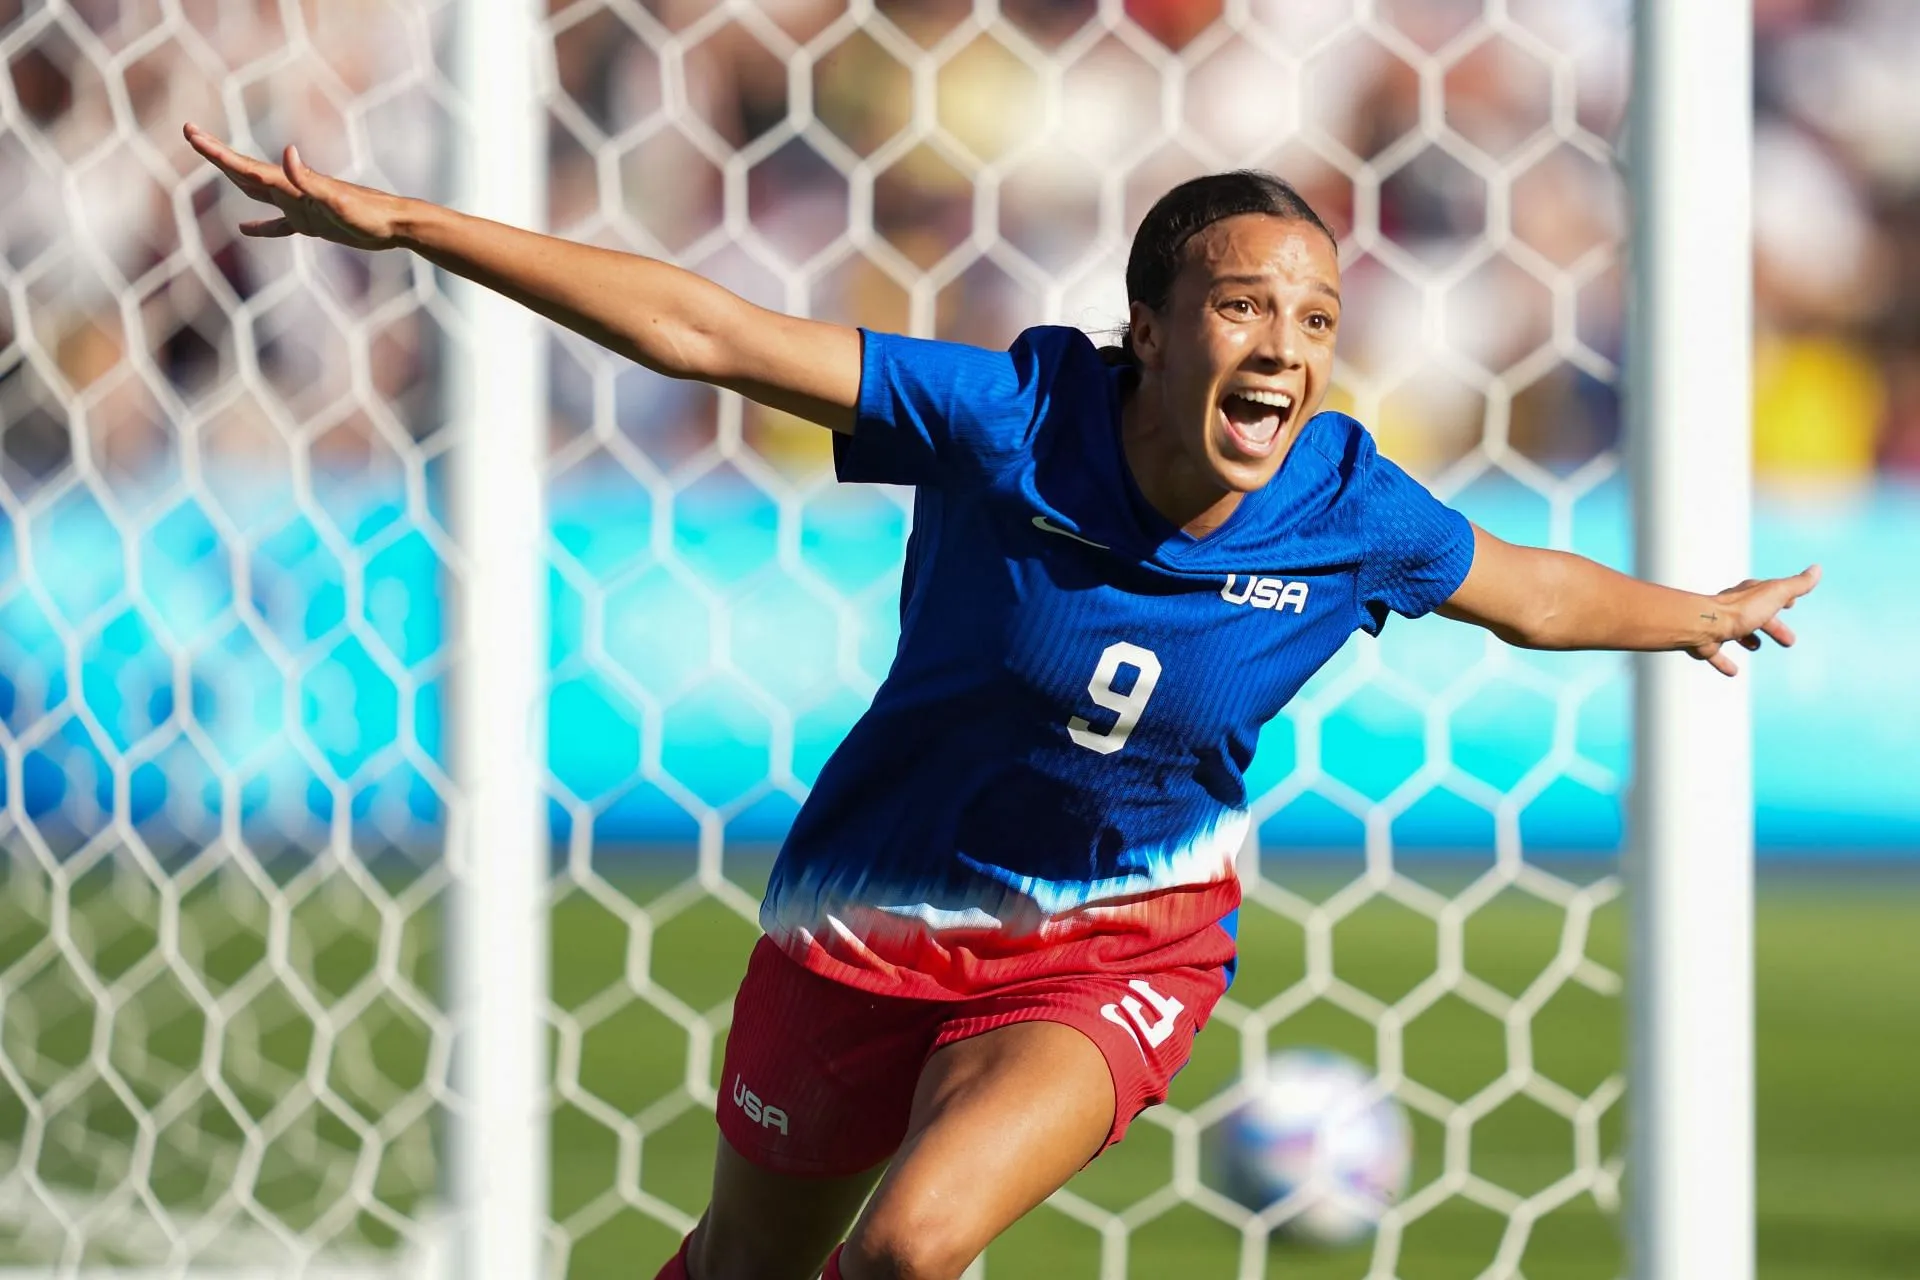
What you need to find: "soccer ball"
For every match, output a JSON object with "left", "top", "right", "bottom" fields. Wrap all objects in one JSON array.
[{"left": 1214, "top": 1048, "right": 1413, "bottom": 1246}]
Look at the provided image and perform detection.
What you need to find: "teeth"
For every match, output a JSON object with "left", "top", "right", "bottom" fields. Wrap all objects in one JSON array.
[{"left": 1232, "top": 389, "right": 1293, "bottom": 410}]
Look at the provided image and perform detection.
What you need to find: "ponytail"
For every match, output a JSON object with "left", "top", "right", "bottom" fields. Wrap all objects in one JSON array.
[{"left": 1097, "top": 329, "right": 1142, "bottom": 394}]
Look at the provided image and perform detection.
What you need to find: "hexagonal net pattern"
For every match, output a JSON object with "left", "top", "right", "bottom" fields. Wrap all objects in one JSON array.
[
  {"left": 1, "top": 0, "right": 462, "bottom": 1272},
  {"left": 1, "top": 0, "right": 1635, "bottom": 1276}
]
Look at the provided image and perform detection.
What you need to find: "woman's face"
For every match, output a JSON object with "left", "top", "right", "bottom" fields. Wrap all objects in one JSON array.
[{"left": 1129, "top": 213, "right": 1341, "bottom": 497}]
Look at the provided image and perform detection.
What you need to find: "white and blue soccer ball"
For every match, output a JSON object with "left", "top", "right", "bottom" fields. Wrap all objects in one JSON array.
[{"left": 1214, "top": 1048, "right": 1413, "bottom": 1246}]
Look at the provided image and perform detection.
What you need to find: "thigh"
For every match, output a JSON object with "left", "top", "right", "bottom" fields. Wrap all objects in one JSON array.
[
  {"left": 939, "top": 962, "right": 1229, "bottom": 1154},
  {"left": 687, "top": 1130, "right": 881, "bottom": 1280},
  {"left": 690, "top": 937, "right": 936, "bottom": 1277},
  {"left": 840, "top": 1020, "right": 1116, "bottom": 1280}
]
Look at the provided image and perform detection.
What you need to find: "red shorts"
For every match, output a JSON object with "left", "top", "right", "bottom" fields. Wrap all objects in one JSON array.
[{"left": 716, "top": 936, "right": 1229, "bottom": 1177}]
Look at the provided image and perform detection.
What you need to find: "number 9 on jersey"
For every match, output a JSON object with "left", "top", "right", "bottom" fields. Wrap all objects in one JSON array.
[{"left": 1068, "top": 641, "right": 1162, "bottom": 755}]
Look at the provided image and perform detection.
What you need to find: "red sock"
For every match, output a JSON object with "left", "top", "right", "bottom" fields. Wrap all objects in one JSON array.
[
  {"left": 822, "top": 1244, "right": 846, "bottom": 1279},
  {"left": 652, "top": 1236, "right": 692, "bottom": 1280}
]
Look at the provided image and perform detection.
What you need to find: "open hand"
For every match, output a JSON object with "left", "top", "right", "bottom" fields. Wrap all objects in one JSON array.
[
  {"left": 1689, "top": 565, "right": 1821, "bottom": 676},
  {"left": 184, "top": 123, "right": 409, "bottom": 250}
]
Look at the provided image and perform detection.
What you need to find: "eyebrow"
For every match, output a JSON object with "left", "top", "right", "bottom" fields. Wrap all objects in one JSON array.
[{"left": 1212, "top": 273, "right": 1342, "bottom": 304}]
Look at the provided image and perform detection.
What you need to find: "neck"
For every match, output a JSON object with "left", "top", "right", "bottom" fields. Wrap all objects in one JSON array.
[{"left": 1119, "top": 383, "right": 1243, "bottom": 538}]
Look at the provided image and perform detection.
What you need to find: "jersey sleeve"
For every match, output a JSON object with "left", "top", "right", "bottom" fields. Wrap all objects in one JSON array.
[
  {"left": 833, "top": 326, "right": 1075, "bottom": 488},
  {"left": 1355, "top": 451, "right": 1476, "bottom": 636}
]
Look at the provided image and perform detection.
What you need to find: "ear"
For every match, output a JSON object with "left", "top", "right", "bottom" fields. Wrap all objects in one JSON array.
[{"left": 1128, "top": 298, "right": 1165, "bottom": 371}]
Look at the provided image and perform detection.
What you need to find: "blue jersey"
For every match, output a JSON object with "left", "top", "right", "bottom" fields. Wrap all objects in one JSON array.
[{"left": 761, "top": 326, "right": 1474, "bottom": 999}]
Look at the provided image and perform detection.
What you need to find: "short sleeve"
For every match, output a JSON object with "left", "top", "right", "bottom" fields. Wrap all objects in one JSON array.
[
  {"left": 1355, "top": 453, "right": 1475, "bottom": 636},
  {"left": 833, "top": 327, "right": 1075, "bottom": 488}
]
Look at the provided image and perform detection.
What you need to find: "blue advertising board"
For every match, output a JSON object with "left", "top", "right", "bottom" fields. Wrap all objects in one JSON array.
[{"left": 1, "top": 471, "right": 1913, "bottom": 855}]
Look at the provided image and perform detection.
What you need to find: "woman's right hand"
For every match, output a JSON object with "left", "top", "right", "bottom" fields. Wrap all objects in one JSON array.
[
  {"left": 185, "top": 122, "right": 861, "bottom": 430},
  {"left": 184, "top": 123, "right": 411, "bottom": 250}
]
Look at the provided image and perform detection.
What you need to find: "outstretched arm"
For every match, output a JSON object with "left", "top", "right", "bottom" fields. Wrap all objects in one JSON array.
[
  {"left": 1437, "top": 525, "right": 1820, "bottom": 676},
  {"left": 183, "top": 124, "right": 861, "bottom": 432}
]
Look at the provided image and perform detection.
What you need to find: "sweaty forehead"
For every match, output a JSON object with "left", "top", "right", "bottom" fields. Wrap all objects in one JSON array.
[{"left": 1184, "top": 214, "right": 1338, "bottom": 288}]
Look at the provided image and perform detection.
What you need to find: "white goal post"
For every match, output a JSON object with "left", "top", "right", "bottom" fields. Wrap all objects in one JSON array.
[
  {"left": 447, "top": 3, "right": 549, "bottom": 1280},
  {"left": 1627, "top": 1, "right": 1755, "bottom": 1278}
]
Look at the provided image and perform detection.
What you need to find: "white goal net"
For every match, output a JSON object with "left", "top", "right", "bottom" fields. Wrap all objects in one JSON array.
[{"left": 0, "top": 0, "right": 1634, "bottom": 1276}]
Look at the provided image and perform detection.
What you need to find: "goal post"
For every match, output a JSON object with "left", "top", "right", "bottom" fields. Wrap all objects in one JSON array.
[
  {"left": 447, "top": 2, "right": 550, "bottom": 1279},
  {"left": 1626, "top": 2, "right": 1755, "bottom": 1278}
]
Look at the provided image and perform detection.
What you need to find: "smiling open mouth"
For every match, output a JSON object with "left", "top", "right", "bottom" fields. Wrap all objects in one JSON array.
[{"left": 1219, "top": 389, "right": 1295, "bottom": 456}]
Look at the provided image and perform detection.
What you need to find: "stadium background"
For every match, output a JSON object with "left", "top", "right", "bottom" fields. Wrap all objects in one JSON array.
[{"left": 0, "top": 0, "right": 1914, "bottom": 1277}]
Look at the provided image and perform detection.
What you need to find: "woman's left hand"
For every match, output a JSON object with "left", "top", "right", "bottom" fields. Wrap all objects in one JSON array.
[{"left": 1688, "top": 565, "right": 1822, "bottom": 676}]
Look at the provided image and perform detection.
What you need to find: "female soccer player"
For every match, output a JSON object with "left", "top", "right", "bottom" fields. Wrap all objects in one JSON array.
[{"left": 186, "top": 124, "right": 1817, "bottom": 1280}]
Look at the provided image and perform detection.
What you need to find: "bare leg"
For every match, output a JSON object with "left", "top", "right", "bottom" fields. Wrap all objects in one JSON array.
[
  {"left": 839, "top": 1021, "right": 1116, "bottom": 1280},
  {"left": 684, "top": 1129, "right": 884, "bottom": 1280}
]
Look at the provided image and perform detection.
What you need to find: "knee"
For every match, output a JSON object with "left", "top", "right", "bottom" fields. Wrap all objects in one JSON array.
[{"left": 841, "top": 1212, "right": 977, "bottom": 1280}]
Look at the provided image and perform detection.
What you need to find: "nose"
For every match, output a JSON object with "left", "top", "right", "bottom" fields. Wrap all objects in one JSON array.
[{"left": 1257, "top": 313, "right": 1303, "bottom": 372}]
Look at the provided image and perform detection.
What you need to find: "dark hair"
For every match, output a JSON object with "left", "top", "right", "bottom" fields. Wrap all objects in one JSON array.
[{"left": 1101, "top": 170, "right": 1335, "bottom": 375}]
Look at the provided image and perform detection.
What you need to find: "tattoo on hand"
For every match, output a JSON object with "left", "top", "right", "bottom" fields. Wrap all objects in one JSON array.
[{"left": 1701, "top": 612, "right": 1718, "bottom": 622}]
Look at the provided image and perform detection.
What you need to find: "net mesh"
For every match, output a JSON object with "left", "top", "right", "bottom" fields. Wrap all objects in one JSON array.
[{"left": 0, "top": 0, "right": 1633, "bottom": 1275}]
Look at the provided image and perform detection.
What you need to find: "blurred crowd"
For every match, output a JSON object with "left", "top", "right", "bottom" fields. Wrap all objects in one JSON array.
[
  {"left": 2, "top": 0, "right": 1917, "bottom": 506},
  {"left": 1754, "top": 0, "right": 1920, "bottom": 477}
]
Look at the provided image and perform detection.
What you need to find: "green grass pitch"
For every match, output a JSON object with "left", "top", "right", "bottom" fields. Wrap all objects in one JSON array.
[{"left": 0, "top": 863, "right": 1913, "bottom": 1277}]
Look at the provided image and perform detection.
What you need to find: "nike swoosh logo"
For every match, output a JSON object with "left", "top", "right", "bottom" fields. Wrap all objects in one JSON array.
[{"left": 1031, "top": 515, "right": 1108, "bottom": 550}]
